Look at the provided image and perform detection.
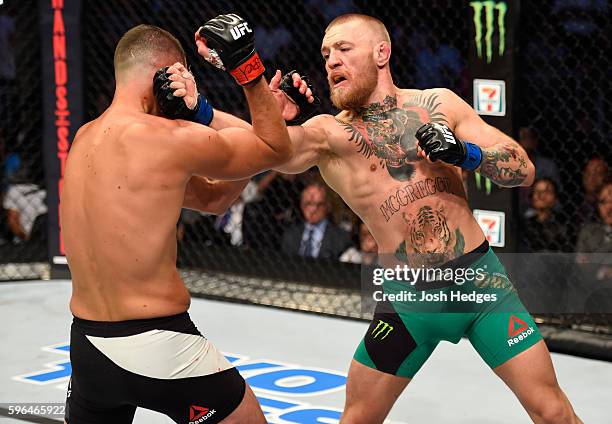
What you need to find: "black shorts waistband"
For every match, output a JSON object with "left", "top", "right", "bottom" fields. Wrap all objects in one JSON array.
[
  {"left": 414, "top": 239, "right": 490, "bottom": 290},
  {"left": 72, "top": 312, "right": 200, "bottom": 337},
  {"left": 440, "top": 239, "right": 489, "bottom": 270}
]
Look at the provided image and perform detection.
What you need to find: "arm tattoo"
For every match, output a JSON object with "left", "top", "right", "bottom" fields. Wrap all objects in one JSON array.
[{"left": 479, "top": 143, "right": 528, "bottom": 187}]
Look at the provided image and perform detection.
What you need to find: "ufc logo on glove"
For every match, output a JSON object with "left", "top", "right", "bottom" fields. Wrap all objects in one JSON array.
[
  {"left": 230, "top": 22, "right": 252, "bottom": 40},
  {"left": 441, "top": 126, "right": 457, "bottom": 144}
]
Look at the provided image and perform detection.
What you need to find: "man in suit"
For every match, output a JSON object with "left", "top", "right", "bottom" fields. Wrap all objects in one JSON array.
[{"left": 282, "top": 182, "right": 351, "bottom": 259}]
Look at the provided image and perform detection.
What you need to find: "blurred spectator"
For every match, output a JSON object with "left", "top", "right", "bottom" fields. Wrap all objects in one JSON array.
[
  {"left": 176, "top": 208, "right": 232, "bottom": 268},
  {"left": 574, "top": 156, "right": 609, "bottom": 227},
  {"left": 3, "top": 178, "right": 47, "bottom": 241},
  {"left": 518, "top": 127, "right": 560, "bottom": 217},
  {"left": 340, "top": 221, "right": 378, "bottom": 265},
  {"left": 243, "top": 171, "right": 304, "bottom": 250},
  {"left": 282, "top": 183, "right": 351, "bottom": 259},
  {"left": 576, "top": 179, "right": 612, "bottom": 281},
  {"left": 520, "top": 178, "right": 570, "bottom": 252},
  {"left": 214, "top": 197, "right": 246, "bottom": 247},
  {"left": 0, "top": 192, "right": 14, "bottom": 245}
]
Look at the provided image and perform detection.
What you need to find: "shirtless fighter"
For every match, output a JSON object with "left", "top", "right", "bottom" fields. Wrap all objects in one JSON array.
[
  {"left": 60, "top": 16, "right": 294, "bottom": 423},
  {"left": 168, "top": 13, "right": 582, "bottom": 424}
]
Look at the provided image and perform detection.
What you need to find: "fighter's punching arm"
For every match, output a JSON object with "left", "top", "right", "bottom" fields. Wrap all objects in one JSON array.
[
  {"left": 158, "top": 64, "right": 316, "bottom": 131},
  {"left": 164, "top": 65, "right": 325, "bottom": 174},
  {"left": 274, "top": 115, "right": 332, "bottom": 174},
  {"left": 183, "top": 176, "right": 248, "bottom": 214},
  {"left": 209, "top": 70, "right": 317, "bottom": 130},
  {"left": 168, "top": 14, "right": 291, "bottom": 179},
  {"left": 168, "top": 76, "right": 291, "bottom": 180},
  {"left": 416, "top": 89, "right": 535, "bottom": 188},
  {"left": 167, "top": 69, "right": 328, "bottom": 176}
]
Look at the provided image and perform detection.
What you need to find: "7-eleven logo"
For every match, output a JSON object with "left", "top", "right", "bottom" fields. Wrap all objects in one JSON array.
[
  {"left": 189, "top": 405, "right": 216, "bottom": 423},
  {"left": 508, "top": 315, "right": 528, "bottom": 337}
]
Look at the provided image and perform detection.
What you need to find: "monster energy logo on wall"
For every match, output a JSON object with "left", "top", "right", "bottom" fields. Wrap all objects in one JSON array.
[
  {"left": 372, "top": 320, "right": 394, "bottom": 340},
  {"left": 470, "top": 1, "right": 508, "bottom": 63}
]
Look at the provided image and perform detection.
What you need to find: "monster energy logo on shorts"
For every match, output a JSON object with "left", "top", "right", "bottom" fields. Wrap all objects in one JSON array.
[
  {"left": 470, "top": 1, "right": 508, "bottom": 63},
  {"left": 371, "top": 320, "right": 394, "bottom": 340}
]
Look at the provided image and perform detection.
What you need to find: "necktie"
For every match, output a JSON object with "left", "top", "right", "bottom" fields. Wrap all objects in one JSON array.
[{"left": 301, "top": 227, "right": 315, "bottom": 257}]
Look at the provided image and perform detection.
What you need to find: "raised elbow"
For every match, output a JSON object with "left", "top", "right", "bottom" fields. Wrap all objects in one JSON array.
[
  {"left": 269, "top": 135, "right": 293, "bottom": 166},
  {"left": 280, "top": 128, "right": 295, "bottom": 157},
  {"left": 279, "top": 139, "right": 294, "bottom": 163}
]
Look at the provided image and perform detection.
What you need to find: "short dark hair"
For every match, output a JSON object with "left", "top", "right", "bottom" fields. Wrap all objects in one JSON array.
[
  {"left": 531, "top": 177, "right": 558, "bottom": 197},
  {"left": 114, "top": 25, "right": 185, "bottom": 79},
  {"left": 598, "top": 176, "right": 612, "bottom": 198},
  {"left": 326, "top": 14, "right": 390, "bottom": 43}
]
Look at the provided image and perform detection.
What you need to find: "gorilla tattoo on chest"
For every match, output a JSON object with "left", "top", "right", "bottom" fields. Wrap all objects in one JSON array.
[{"left": 337, "top": 94, "right": 447, "bottom": 181}]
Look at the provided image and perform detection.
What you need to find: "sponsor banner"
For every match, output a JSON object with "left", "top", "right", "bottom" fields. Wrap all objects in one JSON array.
[
  {"left": 39, "top": 0, "right": 83, "bottom": 275},
  {"left": 473, "top": 79, "right": 506, "bottom": 116},
  {"left": 473, "top": 209, "right": 505, "bottom": 247},
  {"left": 467, "top": 0, "right": 519, "bottom": 252}
]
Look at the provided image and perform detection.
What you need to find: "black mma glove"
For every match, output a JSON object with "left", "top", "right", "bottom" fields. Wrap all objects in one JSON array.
[
  {"left": 198, "top": 14, "right": 264, "bottom": 85},
  {"left": 153, "top": 66, "right": 214, "bottom": 125},
  {"left": 415, "top": 123, "right": 482, "bottom": 171},
  {"left": 279, "top": 70, "right": 321, "bottom": 125}
]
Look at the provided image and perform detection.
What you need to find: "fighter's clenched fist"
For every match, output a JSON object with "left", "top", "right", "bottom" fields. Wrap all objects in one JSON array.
[{"left": 197, "top": 14, "right": 264, "bottom": 85}]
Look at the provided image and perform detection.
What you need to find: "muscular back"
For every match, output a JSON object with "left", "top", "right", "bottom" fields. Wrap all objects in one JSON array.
[
  {"left": 315, "top": 88, "right": 485, "bottom": 265},
  {"left": 61, "top": 109, "right": 191, "bottom": 320}
]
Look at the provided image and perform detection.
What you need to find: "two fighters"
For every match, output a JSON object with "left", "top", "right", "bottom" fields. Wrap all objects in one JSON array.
[{"left": 166, "top": 13, "right": 582, "bottom": 424}]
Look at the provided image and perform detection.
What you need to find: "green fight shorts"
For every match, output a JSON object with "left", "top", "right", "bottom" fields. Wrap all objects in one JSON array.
[{"left": 354, "top": 241, "right": 542, "bottom": 378}]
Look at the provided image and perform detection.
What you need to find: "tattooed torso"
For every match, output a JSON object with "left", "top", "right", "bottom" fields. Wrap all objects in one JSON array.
[{"left": 317, "top": 88, "right": 485, "bottom": 266}]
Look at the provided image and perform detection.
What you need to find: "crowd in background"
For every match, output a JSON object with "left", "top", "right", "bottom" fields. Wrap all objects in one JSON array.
[{"left": 173, "top": 154, "right": 611, "bottom": 263}]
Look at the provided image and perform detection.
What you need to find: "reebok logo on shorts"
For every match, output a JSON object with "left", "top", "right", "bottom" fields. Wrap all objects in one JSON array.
[
  {"left": 189, "top": 405, "right": 216, "bottom": 423},
  {"left": 508, "top": 315, "right": 528, "bottom": 337},
  {"left": 507, "top": 315, "right": 534, "bottom": 347}
]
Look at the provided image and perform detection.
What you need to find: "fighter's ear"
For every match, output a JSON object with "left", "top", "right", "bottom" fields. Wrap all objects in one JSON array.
[{"left": 374, "top": 41, "right": 391, "bottom": 67}]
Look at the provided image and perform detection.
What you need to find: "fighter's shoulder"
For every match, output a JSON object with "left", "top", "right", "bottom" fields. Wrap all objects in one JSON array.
[
  {"left": 400, "top": 87, "right": 459, "bottom": 103},
  {"left": 300, "top": 114, "right": 339, "bottom": 146},
  {"left": 302, "top": 113, "right": 337, "bottom": 129},
  {"left": 72, "top": 120, "right": 96, "bottom": 144},
  {"left": 123, "top": 115, "right": 214, "bottom": 142}
]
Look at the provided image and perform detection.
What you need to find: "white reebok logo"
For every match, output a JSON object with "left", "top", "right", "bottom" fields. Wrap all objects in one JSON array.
[{"left": 230, "top": 22, "right": 252, "bottom": 40}]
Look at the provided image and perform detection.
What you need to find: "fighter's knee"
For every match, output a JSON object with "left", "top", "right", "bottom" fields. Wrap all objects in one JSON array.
[
  {"left": 530, "top": 391, "right": 575, "bottom": 424},
  {"left": 340, "top": 412, "right": 368, "bottom": 424},
  {"left": 340, "top": 406, "right": 383, "bottom": 424}
]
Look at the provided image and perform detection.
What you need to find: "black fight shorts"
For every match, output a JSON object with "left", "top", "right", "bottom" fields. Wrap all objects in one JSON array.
[{"left": 65, "top": 312, "right": 245, "bottom": 424}]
